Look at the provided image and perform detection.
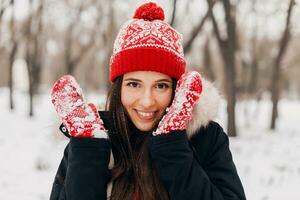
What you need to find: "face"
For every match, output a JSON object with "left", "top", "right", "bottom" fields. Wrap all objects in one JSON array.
[{"left": 121, "top": 71, "right": 173, "bottom": 132}]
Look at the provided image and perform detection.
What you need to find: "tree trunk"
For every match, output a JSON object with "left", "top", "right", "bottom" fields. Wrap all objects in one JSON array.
[
  {"left": 101, "top": 0, "right": 116, "bottom": 92},
  {"left": 223, "top": 45, "right": 237, "bottom": 137},
  {"left": 203, "top": 36, "right": 215, "bottom": 80},
  {"left": 32, "top": 0, "right": 43, "bottom": 93},
  {"left": 9, "top": 43, "right": 17, "bottom": 110},
  {"left": 270, "top": 0, "right": 295, "bottom": 129},
  {"left": 248, "top": 0, "right": 258, "bottom": 96},
  {"left": 207, "top": 0, "right": 237, "bottom": 136},
  {"left": 8, "top": 0, "right": 16, "bottom": 111},
  {"left": 25, "top": 0, "right": 35, "bottom": 117},
  {"left": 65, "top": 3, "right": 83, "bottom": 75},
  {"left": 28, "top": 61, "right": 34, "bottom": 117},
  {"left": 248, "top": 38, "right": 258, "bottom": 95},
  {"left": 65, "top": 28, "right": 75, "bottom": 75}
]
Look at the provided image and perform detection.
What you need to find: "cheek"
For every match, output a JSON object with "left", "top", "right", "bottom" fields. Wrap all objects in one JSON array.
[
  {"left": 121, "top": 87, "right": 129, "bottom": 109},
  {"left": 158, "top": 91, "right": 173, "bottom": 109},
  {"left": 121, "top": 87, "right": 136, "bottom": 111}
]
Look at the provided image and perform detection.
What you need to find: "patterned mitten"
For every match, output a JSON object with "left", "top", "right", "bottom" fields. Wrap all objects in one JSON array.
[
  {"left": 153, "top": 71, "right": 202, "bottom": 136},
  {"left": 51, "top": 75, "right": 108, "bottom": 139}
]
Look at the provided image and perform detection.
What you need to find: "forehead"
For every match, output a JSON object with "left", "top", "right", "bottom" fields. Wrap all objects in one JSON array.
[{"left": 123, "top": 71, "right": 172, "bottom": 81}]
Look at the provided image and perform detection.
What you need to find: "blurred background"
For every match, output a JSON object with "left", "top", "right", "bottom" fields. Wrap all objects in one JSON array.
[{"left": 0, "top": 0, "right": 300, "bottom": 199}]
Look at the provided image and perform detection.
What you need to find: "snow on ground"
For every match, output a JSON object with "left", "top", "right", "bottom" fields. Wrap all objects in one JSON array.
[{"left": 0, "top": 88, "right": 300, "bottom": 200}]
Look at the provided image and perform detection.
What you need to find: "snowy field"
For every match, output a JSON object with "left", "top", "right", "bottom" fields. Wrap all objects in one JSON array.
[{"left": 0, "top": 87, "right": 300, "bottom": 200}]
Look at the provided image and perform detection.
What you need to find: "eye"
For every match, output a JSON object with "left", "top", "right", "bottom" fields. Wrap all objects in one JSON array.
[
  {"left": 156, "top": 83, "right": 170, "bottom": 89},
  {"left": 126, "top": 81, "right": 140, "bottom": 88}
]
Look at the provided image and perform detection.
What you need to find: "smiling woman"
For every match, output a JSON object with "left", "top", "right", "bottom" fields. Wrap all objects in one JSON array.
[
  {"left": 50, "top": 2, "right": 246, "bottom": 200},
  {"left": 121, "top": 71, "right": 173, "bottom": 132}
]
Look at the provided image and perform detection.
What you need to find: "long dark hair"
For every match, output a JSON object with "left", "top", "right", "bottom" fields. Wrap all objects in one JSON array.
[{"left": 105, "top": 75, "right": 176, "bottom": 200}]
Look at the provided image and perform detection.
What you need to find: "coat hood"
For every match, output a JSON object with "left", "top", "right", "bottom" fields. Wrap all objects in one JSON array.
[{"left": 186, "top": 78, "right": 220, "bottom": 137}]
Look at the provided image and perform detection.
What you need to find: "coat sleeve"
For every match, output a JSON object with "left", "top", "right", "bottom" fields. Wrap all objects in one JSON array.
[
  {"left": 50, "top": 143, "right": 69, "bottom": 200},
  {"left": 148, "top": 122, "right": 246, "bottom": 200},
  {"left": 50, "top": 137, "right": 111, "bottom": 200}
]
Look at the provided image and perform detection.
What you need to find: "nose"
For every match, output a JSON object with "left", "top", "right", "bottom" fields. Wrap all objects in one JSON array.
[{"left": 139, "top": 89, "right": 155, "bottom": 108}]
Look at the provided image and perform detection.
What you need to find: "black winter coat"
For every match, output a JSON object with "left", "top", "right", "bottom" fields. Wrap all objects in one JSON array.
[
  {"left": 50, "top": 79, "right": 246, "bottom": 200},
  {"left": 50, "top": 113, "right": 246, "bottom": 200}
]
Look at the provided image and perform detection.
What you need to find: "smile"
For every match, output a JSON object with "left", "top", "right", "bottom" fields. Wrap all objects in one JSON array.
[{"left": 135, "top": 110, "right": 156, "bottom": 121}]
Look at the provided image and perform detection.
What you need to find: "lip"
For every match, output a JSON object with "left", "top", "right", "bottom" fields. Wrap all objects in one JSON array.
[{"left": 134, "top": 109, "right": 157, "bottom": 121}]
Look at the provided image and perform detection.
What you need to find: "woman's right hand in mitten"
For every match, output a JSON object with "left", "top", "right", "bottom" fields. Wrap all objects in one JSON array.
[
  {"left": 51, "top": 75, "right": 108, "bottom": 139},
  {"left": 153, "top": 71, "right": 202, "bottom": 135}
]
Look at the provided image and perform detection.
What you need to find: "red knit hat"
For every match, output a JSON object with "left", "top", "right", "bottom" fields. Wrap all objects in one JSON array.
[{"left": 109, "top": 2, "right": 186, "bottom": 82}]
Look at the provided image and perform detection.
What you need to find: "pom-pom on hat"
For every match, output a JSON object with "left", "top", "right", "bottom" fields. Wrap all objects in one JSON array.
[{"left": 109, "top": 2, "right": 186, "bottom": 82}]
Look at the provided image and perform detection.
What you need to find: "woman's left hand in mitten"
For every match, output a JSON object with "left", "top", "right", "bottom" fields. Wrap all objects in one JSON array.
[
  {"left": 51, "top": 75, "right": 108, "bottom": 139},
  {"left": 153, "top": 71, "right": 202, "bottom": 136}
]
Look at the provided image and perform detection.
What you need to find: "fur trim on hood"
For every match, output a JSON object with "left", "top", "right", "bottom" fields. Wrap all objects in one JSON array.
[{"left": 186, "top": 78, "right": 220, "bottom": 137}]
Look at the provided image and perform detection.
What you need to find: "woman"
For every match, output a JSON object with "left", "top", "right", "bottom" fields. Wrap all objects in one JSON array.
[{"left": 50, "top": 2, "right": 246, "bottom": 200}]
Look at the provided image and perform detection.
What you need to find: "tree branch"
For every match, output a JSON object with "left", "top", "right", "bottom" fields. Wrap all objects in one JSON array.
[
  {"left": 207, "top": 0, "right": 225, "bottom": 49},
  {"left": 183, "top": 9, "right": 210, "bottom": 54},
  {"left": 170, "top": 0, "right": 177, "bottom": 26}
]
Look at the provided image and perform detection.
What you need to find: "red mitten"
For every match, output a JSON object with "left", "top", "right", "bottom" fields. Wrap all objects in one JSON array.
[
  {"left": 153, "top": 71, "right": 202, "bottom": 136},
  {"left": 51, "top": 75, "right": 108, "bottom": 139}
]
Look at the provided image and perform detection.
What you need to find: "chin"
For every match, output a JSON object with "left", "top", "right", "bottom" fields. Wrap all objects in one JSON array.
[
  {"left": 136, "top": 124, "right": 154, "bottom": 132},
  {"left": 129, "top": 112, "right": 163, "bottom": 132},
  {"left": 135, "top": 120, "right": 160, "bottom": 132}
]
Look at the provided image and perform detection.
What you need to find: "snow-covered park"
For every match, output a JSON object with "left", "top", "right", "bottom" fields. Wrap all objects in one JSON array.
[{"left": 0, "top": 88, "right": 300, "bottom": 200}]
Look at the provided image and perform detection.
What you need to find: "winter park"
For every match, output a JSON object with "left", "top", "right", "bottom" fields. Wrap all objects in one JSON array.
[{"left": 1, "top": 0, "right": 300, "bottom": 200}]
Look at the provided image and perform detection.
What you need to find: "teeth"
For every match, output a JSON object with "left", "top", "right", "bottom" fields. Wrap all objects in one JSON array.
[{"left": 137, "top": 111, "right": 155, "bottom": 117}]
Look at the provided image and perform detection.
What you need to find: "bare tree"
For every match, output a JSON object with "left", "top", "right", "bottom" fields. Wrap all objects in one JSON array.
[
  {"left": 32, "top": 0, "right": 44, "bottom": 93},
  {"left": 8, "top": 0, "right": 17, "bottom": 111},
  {"left": 237, "top": 0, "right": 259, "bottom": 97},
  {"left": 207, "top": 0, "right": 237, "bottom": 136},
  {"left": 24, "top": 0, "right": 44, "bottom": 116},
  {"left": 24, "top": 0, "right": 35, "bottom": 117},
  {"left": 183, "top": 1, "right": 216, "bottom": 55},
  {"left": 64, "top": 2, "right": 84, "bottom": 75},
  {"left": 99, "top": 0, "right": 117, "bottom": 92},
  {"left": 270, "top": 0, "right": 295, "bottom": 129},
  {"left": 64, "top": 0, "right": 104, "bottom": 76}
]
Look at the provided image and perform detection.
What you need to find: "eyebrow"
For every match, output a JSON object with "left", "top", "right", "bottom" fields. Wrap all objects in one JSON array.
[
  {"left": 155, "top": 79, "right": 172, "bottom": 83},
  {"left": 123, "top": 78, "right": 142, "bottom": 82},
  {"left": 123, "top": 78, "right": 172, "bottom": 83}
]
